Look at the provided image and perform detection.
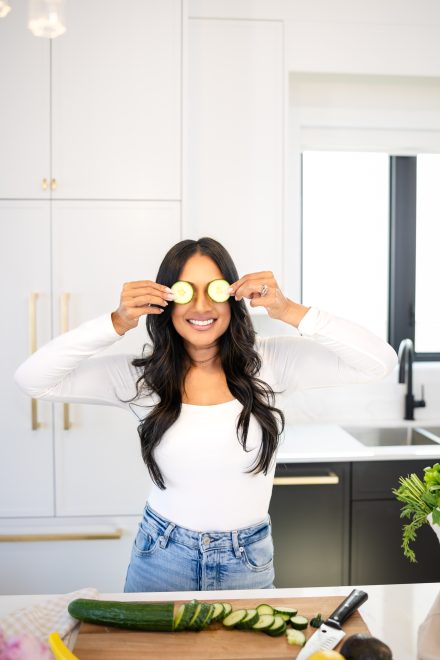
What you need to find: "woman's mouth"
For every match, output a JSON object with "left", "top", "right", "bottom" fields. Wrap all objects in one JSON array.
[{"left": 186, "top": 318, "right": 217, "bottom": 331}]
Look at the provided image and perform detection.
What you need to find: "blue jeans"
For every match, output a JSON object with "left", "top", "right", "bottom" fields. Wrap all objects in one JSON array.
[{"left": 124, "top": 502, "right": 276, "bottom": 592}]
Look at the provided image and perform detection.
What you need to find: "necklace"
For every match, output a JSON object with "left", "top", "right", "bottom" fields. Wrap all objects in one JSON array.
[{"left": 190, "top": 352, "right": 220, "bottom": 366}]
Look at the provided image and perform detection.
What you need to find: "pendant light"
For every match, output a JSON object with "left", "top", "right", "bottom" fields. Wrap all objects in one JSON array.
[
  {"left": 0, "top": 1, "right": 12, "bottom": 18},
  {"left": 28, "top": 0, "right": 66, "bottom": 38}
]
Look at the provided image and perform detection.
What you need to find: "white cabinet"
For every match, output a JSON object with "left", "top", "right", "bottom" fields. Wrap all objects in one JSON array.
[
  {"left": 0, "top": 202, "right": 54, "bottom": 516},
  {"left": 185, "top": 19, "right": 284, "bottom": 283},
  {"left": 1, "top": 0, "right": 181, "bottom": 201},
  {"left": 52, "top": 0, "right": 181, "bottom": 200},
  {"left": 0, "top": 4, "right": 50, "bottom": 199},
  {"left": 51, "top": 201, "right": 180, "bottom": 515}
]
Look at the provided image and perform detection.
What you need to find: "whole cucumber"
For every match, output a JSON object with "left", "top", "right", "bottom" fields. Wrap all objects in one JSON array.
[{"left": 68, "top": 598, "right": 174, "bottom": 632}]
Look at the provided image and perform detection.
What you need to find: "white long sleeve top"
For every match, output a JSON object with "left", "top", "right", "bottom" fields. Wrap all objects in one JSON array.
[{"left": 13, "top": 307, "right": 398, "bottom": 531}]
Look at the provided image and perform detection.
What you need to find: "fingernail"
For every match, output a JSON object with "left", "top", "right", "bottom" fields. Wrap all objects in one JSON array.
[
  {"left": 166, "top": 293, "right": 175, "bottom": 300},
  {"left": 165, "top": 286, "right": 173, "bottom": 293},
  {"left": 228, "top": 287, "right": 234, "bottom": 293}
]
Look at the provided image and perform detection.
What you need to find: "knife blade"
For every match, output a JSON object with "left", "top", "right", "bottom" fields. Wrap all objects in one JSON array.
[{"left": 296, "top": 588, "right": 368, "bottom": 659}]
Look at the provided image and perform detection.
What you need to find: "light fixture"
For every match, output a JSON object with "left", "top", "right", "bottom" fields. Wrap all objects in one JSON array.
[
  {"left": 0, "top": 1, "right": 12, "bottom": 18},
  {"left": 28, "top": 0, "right": 66, "bottom": 38}
]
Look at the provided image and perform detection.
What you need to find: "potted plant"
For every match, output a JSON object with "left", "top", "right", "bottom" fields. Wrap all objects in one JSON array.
[{"left": 392, "top": 462, "right": 440, "bottom": 562}]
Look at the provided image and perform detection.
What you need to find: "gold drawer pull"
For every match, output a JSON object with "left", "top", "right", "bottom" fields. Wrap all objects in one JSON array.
[
  {"left": 29, "top": 292, "right": 41, "bottom": 430},
  {"left": 0, "top": 528, "right": 123, "bottom": 542},
  {"left": 273, "top": 471, "right": 339, "bottom": 486},
  {"left": 60, "top": 292, "right": 71, "bottom": 430},
  {"left": 50, "top": 177, "right": 57, "bottom": 191}
]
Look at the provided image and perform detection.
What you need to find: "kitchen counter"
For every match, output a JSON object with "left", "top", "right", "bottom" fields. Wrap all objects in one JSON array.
[
  {"left": 278, "top": 422, "right": 440, "bottom": 462},
  {"left": 0, "top": 582, "right": 438, "bottom": 659}
]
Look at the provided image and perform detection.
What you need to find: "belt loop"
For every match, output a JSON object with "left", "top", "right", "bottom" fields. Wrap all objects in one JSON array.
[
  {"left": 231, "top": 530, "right": 242, "bottom": 558},
  {"left": 159, "top": 522, "right": 175, "bottom": 549}
]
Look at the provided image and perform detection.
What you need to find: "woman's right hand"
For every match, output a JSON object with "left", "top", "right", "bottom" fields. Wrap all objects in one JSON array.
[{"left": 111, "top": 280, "right": 175, "bottom": 335}]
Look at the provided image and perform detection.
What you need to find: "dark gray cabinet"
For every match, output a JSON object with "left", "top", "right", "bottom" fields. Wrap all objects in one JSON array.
[
  {"left": 269, "top": 462, "right": 350, "bottom": 588},
  {"left": 350, "top": 460, "right": 440, "bottom": 584},
  {"left": 270, "top": 459, "right": 440, "bottom": 588}
]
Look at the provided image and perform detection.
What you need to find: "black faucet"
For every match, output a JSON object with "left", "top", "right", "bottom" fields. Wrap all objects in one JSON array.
[{"left": 397, "top": 338, "right": 426, "bottom": 420}]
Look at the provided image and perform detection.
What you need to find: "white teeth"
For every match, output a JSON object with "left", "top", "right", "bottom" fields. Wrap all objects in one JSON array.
[{"left": 188, "top": 319, "right": 215, "bottom": 326}]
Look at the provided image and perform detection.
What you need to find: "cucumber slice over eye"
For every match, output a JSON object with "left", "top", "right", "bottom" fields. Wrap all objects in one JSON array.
[
  {"left": 207, "top": 279, "right": 231, "bottom": 303},
  {"left": 171, "top": 280, "right": 194, "bottom": 304}
]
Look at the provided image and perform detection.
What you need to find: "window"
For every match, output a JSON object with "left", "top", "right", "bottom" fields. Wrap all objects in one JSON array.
[{"left": 302, "top": 151, "right": 440, "bottom": 360}]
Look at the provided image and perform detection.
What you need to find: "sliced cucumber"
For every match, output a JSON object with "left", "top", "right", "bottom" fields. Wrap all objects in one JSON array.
[
  {"left": 286, "top": 628, "right": 306, "bottom": 646},
  {"left": 207, "top": 279, "right": 231, "bottom": 303},
  {"left": 251, "top": 614, "right": 275, "bottom": 631},
  {"left": 256, "top": 604, "right": 274, "bottom": 616},
  {"left": 265, "top": 615, "right": 287, "bottom": 637},
  {"left": 200, "top": 603, "right": 215, "bottom": 629},
  {"left": 274, "top": 606, "right": 298, "bottom": 617},
  {"left": 171, "top": 280, "right": 193, "bottom": 304},
  {"left": 235, "top": 609, "right": 259, "bottom": 629},
  {"left": 290, "top": 614, "right": 309, "bottom": 630},
  {"left": 190, "top": 602, "right": 212, "bottom": 631},
  {"left": 210, "top": 603, "right": 225, "bottom": 622},
  {"left": 222, "top": 609, "right": 248, "bottom": 628},
  {"left": 310, "top": 612, "right": 323, "bottom": 628},
  {"left": 221, "top": 603, "right": 233, "bottom": 619}
]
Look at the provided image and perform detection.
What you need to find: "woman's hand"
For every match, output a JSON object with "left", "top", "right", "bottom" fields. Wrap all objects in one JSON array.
[
  {"left": 111, "top": 280, "right": 174, "bottom": 335},
  {"left": 229, "top": 271, "right": 290, "bottom": 321}
]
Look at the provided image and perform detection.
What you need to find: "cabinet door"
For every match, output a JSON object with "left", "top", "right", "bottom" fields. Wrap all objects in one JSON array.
[
  {"left": 0, "top": 1, "right": 50, "bottom": 199},
  {"left": 52, "top": 201, "right": 180, "bottom": 515},
  {"left": 351, "top": 499, "right": 440, "bottom": 584},
  {"left": 186, "top": 19, "right": 283, "bottom": 289},
  {"left": 51, "top": 0, "right": 181, "bottom": 200},
  {"left": 269, "top": 463, "right": 350, "bottom": 588},
  {"left": 0, "top": 202, "right": 53, "bottom": 516}
]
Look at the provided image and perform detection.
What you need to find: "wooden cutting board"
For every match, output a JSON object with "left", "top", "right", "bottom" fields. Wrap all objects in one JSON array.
[{"left": 73, "top": 595, "right": 371, "bottom": 659}]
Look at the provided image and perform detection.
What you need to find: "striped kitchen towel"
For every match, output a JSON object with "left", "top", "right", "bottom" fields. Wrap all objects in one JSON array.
[{"left": 0, "top": 587, "right": 98, "bottom": 651}]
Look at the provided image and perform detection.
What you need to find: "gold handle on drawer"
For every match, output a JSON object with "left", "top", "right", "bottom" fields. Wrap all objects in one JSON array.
[
  {"left": 42, "top": 178, "right": 48, "bottom": 190},
  {"left": 60, "top": 292, "right": 71, "bottom": 430},
  {"left": 50, "top": 178, "right": 57, "bottom": 191},
  {"left": 0, "top": 528, "right": 123, "bottom": 542},
  {"left": 29, "top": 293, "right": 41, "bottom": 430},
  {"left": 273, "top": 471, "right": 339, "bottom": 486}
]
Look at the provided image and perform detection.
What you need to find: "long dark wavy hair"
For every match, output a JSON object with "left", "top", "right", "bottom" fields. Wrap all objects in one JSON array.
[{"left": 119, "top": 237, "right": 285, "bottom": 490}]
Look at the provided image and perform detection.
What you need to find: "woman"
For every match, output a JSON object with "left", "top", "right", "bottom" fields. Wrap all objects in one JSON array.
[{"left": 14, "top": 237, "right": 398, "bottom": 592}]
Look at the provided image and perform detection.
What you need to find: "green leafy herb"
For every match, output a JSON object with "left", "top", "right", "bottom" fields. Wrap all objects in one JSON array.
[{"left": 392, "top": 463, "right": 440, "bottom": 562}]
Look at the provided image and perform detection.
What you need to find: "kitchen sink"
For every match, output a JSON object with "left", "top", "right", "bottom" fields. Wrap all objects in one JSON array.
[{"left": 341, "top": 426, "right": 440, "bottom": 447}]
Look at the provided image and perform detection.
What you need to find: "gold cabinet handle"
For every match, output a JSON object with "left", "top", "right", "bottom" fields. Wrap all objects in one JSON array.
[
  {"left": 273, "top": 471, "right": 339, "bottom": 486},
  {"left": 42, "top": 178, "right": 48, "bottom": 190},
  {"left": 60, "top": 293, "right": 71, "bottom": 430},
  {"left": 29, "top": 293, "right": 41, "bottom": 430},
  {"left": 50, "top": 178, "right": 57, "bottom": 191},
  {"left": 0, "top": 528, "right": 123, "bottom": 542}
]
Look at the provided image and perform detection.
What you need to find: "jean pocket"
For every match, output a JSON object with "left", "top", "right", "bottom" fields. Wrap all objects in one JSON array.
[
  {"left": 133, "top": 523, "right": 161, "bottom": 557},
  {"left": 241, "top": 529, "right": 274, "bottom": 572}
]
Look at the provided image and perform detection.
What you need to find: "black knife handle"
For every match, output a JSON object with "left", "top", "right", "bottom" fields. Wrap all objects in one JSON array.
[{"left": 326, "top": 589, "right": 368, "bottom": 628}]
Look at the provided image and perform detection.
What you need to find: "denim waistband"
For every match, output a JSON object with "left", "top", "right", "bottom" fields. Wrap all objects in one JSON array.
[{"left": 142, "top": 502, "right": 271, "bottom": 555}]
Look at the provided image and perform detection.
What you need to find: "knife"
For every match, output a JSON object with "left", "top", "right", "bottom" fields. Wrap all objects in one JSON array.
[{"left": 296, "top": 588, "right": 368, "bottom": 659}]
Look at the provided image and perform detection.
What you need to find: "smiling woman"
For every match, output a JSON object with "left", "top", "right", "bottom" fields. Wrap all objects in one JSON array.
[{"left": 13, "top": 236, "right": 398, "bottom": 593}]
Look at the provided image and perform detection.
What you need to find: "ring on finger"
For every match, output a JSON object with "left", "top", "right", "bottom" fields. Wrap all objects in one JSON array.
[{"left": 260, "top": 283, "right": 269, "bottom": 297}]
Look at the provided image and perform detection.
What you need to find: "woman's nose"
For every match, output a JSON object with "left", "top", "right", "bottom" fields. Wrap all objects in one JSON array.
[{"left": 193, "top": 288, "right": 213, "bottom": 309}]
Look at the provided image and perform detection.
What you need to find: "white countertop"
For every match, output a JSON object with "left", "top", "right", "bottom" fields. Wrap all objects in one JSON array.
[
  {"left": 0, "top": 582, "right": 438, "bottom": 659},
  {"left": 277, "top": 422, "right": 440, "bottom": 462}
]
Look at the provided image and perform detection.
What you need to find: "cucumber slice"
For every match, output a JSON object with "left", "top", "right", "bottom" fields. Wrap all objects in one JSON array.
[
  {"left": 222, "top": 609, "right": 248, "bottom": 628},
  {"left": 290, "top": 614, "right": 309, "bottom": 630},
  {"left": 207, "top": 279, "right": 231, "bottom": 303},
  {"left": 286, "top": 628, "right": 306, "bottom": 646},
  {"left": 251, "top": 614, "right": 275, "bottom": 631},
  {"left": 171, "top": 280, "right": 194, "bottom": 304},
  {"left": 274, "top": 606, "right": 298, "bottom": 617},
  {"left": 265, "top": 615, "right": 287, "bottom": 637},
  {"left": 200, "top": 603, "right": 215, "bottom": 629},
  {"left": 190, "top": 602, "right": 211, "bottom": 631},
  {"left": 235, "top": 609, "right": 259, "bottom": 629},
  {"left": 221, "top": 603, "right": 233, "bottom": 619},
  {"left": 210, "top": 603, "right": 225, "bottom": 622},
  {"left": 256, "top": 604, "right": 274, "bottom": 616}
]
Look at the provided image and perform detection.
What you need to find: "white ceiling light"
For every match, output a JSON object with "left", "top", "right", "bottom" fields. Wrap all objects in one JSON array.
[
  {"left": 0, "top": 1, "right": 12, "bottom": 18},
  {"left": 28, "top": 0, "right": 66, "bottom": 38}
]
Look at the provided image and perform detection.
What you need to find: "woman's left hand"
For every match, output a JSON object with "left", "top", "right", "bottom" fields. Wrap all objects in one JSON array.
[{"left": 229, "top": 271, "right": 289, "bottom": 321}]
